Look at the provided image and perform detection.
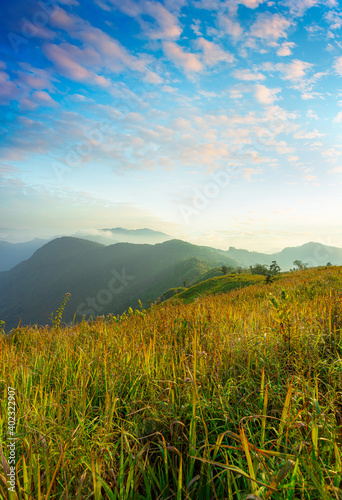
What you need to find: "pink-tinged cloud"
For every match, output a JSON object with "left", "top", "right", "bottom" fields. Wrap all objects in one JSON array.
[
  {"left": 255, "top": 84, "right": 280, "bottom": 105},
  {"left": 282, "top": 0, "right": 320, "bottom": 15},
  {"left": 333, "top": 111, "right": 342, "bottom": 123},
  {"left": 44, "top": 43, "right": 91, "bottom": 81},
  {"left": 277, "top": 42, "right": 295, "bottom": 56},
  {"left": 143, "top": 1, "right": 182, "bottom": 40},
  {"left": 0, "top": 71, "right": 19, "bottom": 102},
  {"left": 17, "top": 72, "right": 52, "bottom": 91},
  {"left": 334, "top": 56, "right": 342, "bottom": 76},
  {"left": 233, "top": 69, "right": 265, "bottom": 81},
  {"left": 237, "top": 0, "right": 266, "bottom": 7},
  {"left": 163, "top": 41, "right": 203, "bottom": 73},
  {"left": 250, "top": 13, "right": 291, "bottom": 40},
  {"left": 107, "top": 0, "right": 143, "bottom": 17},
  {"left": 276, "top": 59, "right": 312, "bottom": 81},
  {"left": 108, "top": 0, "right": 181, "bottom": 40},
  {"left": 79, "top": 28, "right": 147, "bottom": 73},
  {"left": 220, "top": 16, "right": 243, "bottom": 39},
  {"left": 32, "top": 91, "right": 58, "bottom": 107},
  {"left": 50, "top": 6, "right": 82, "bottom": 32},
  {"left": 196, "top": 38, "right": 234, "bottom": 66}
]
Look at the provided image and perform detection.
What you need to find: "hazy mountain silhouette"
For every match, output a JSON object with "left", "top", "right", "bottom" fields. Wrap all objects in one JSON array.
[
  {"left": 0, "top": 238, "right": 50, "bottom": 271},
  {"left": 0, "top": 237, "right": 237, "bottom": 331},
  {"left": 74, "top": 227, "right": 172, "bottom": 245},
  {"left": 0, "top": 228, "right": 172, "bottom": 271},
  {"left": 226, "top": 242, "right": 342, "bottom": 269}
]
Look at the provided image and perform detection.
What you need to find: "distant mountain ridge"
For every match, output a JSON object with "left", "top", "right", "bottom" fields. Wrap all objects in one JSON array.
[
  {"left": 0, "top": 238, "right": 50, "bottom": 271},
  {"left": 0, "top": 237, "right": 237, "bottom": 331},
  {"left": 226, "top": 241, "right": 342, "bottom": 270},
  {"left": 0, "top": 228, "right": 172, "bottom": 270},
  {"left": 75, "top": 227, "right": 172, "bottom": 245}
]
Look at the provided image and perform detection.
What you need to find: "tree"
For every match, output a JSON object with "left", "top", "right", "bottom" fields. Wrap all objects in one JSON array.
[
  {"left": 326, "top": 262, "right": 332, "bottom": 266},
  {"left": 293, "top": 260, "right": 308, "bottom": 270},
  {"left": 250, "top": 263, "right": 269, "bottom": 276},
  {"left": 269, "top": 260, "right": 281, "bottom": 276},
  {"left": 221, "top": 265, "right": 228, "bottom": 275}
]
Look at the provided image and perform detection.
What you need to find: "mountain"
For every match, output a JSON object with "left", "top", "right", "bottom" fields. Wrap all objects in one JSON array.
[
  {"left": 0, "top": 237, "right": 237, "bottom": 331},
  {"left": 226, "top": 241, "right": 342, "bottom": 270},
  {"left": 0, "top": 238, "right": 50, "bottom": 271},
  {"left": 0, "top": 229, "right": 172, "bottom": 271},
  {"left": 74, "top": 227, "right": 172, "bottom": 245}
]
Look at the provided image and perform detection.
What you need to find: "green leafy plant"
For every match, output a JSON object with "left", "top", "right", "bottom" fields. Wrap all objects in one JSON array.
[{"left": 51, "top": 293, "right": 71, "bottom": 330}]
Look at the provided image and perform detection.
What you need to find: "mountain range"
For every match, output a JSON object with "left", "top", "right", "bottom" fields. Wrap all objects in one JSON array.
[
  {"left": 0, "top": 228, "right": 172, "bottom": 271},
  {"left": 0, "top": 237, "right": 236, "bottom": 331},
  {"left": 0, "top": 238, "right": 50, "bottom": 272},
  {"left": 226, "top": 241, "right": 342, "bottom": 269},
  {"left": 1, "top": 233, "right": 341, "bottom": 332}
]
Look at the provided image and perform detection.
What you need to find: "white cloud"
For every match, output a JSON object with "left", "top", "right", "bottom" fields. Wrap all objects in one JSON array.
[
  {"left": 141, "top": 1, "right": 182, "bottom": 40},
  {"left": 307, "top": 109, "right": 318, "bottom": 119},
  {"left": 277, "top": 42, "right": 295, "bottom": 56},
  {"left": 108, "top": 0, "right": 182, "bottom": 41},
  {"left": 0, "top": 70, "right": 19, "bottom": 102},
  {"left": 32, "top": 90, "right": 57, "bottom": 107},
  {"left": 243, "top": 167, "right": 263, "bottom": 181},
  {"left": 237, "top": 0, "right": 266, "bottom": 7},
  {"left": 233, "top": 68, "right": 265, "bottom": 81},
  {"left": 334, "top": 56, "right": 342, "bottom": 76},
  {"left": 325, "top": 10, "right": 342, "bottom": 30},
  {"left": 276, "top": 59, "right": 313, "bottom": 81},
  {"left": 220, "top": 16, "right": 243, "bottom": 39},
  {"left": 163, "top": 41, "right": 203, "bottom": 73},
  {"left": 249, "top": 13, "right": 292, "bottom": 41},
  {"left": 190, "top": 19, "right": 202, "bottom": 36},
  {"left": 333, "top": 111, "right": 342, "bottom": 123},
  {"left": 294, "top": 129, "right": 324, "bottom": 139},
  {"left": 255, "top": 84, "right": 281, "bottom": 104},
  {"left": 329, "top": 166, "right": 342, "bottom": 174},
  {"left": 196, "top": 38, "right": 234, "bottom": 66},
  {"left": 282, "top": 0, "right": 320, "bottom": 16}
]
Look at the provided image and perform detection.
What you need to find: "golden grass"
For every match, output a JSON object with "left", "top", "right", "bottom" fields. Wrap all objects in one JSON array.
[{"left": 0, "top": 266, "right": 342, "bottom": 499}]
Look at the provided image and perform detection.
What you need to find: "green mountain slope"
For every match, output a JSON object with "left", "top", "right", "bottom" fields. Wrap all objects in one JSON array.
[
  {"left": 0, "top": 237, "right": 237, "bottom": 330},
  {"left": 168, "top": 272, "right": 266, "bottom": 303}
]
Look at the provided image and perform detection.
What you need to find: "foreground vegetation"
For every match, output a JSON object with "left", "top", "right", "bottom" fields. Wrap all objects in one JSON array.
[{"left": 1, "top": 266, "right": 342, "bottom": 499}]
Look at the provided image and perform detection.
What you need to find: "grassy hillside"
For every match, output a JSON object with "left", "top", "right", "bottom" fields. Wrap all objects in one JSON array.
[
  {"left": 169, "top": 272, "right": 266, "bottom": 303},
  {"left": 1, "top": 266, "right": 342, "bottom": 499}
]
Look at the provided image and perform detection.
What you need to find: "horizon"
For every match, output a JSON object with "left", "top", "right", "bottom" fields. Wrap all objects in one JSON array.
[
  {"left": 1, "top": 0, "right": 342, "bottom": 252},
  {"left": 2, "top": 227, "right": 342, "bottom": 256}
]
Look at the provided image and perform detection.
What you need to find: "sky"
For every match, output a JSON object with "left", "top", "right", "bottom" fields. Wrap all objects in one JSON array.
[{"left": 0, "top": 0, "right": 342, "bottom": 252}]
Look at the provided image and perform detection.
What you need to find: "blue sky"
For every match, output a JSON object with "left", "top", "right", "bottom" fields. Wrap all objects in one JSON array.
[{"left": 0, "top": 0, "right": 342, "bottom": 251}]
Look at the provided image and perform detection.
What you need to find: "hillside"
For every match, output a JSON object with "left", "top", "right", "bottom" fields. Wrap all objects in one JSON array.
[
  {"left": 1, "top": 266, "right": 341, "bottom": 498},
  {"left": 0, "top": 237, "right": 237, "bottom": 330},
  {"left": 168, "top": 272, "right": 266, "bottom": 303}
]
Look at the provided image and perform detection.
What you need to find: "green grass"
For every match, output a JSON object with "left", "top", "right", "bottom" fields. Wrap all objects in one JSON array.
[
  {"left": 0, "top": 266, "right": 342, "bottom": 499},
  {"left": 170, "top": 272, "right": 267, "bottom": 303}
]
